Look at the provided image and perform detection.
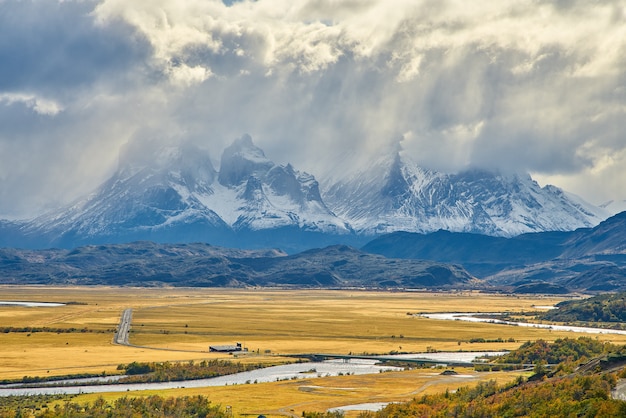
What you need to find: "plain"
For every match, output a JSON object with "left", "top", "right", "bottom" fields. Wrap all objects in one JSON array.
[{"left": 2, "top": 286, "right": 625, "bottom": 416}]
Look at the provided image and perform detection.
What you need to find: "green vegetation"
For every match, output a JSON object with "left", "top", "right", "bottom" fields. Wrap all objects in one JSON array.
[
  {"left": 294, "top": 338, "right": 626, "bottom": 417},
  {"left": 467, "top": 337, "right": 512, "bottom": 343},
  {"left": 0, "top": 360, "right": 272, "bottom": 389},
  {"left": 361, "top": 373, "right": 625, "bottom": 417},
  {"left": 495, "top": 337, "right": 615, "bottom": 370},
  {"left": 116, "top": 359, "right": 268, "bottom": 384},
  {"left": 0, "top": 395, "right": 75, "bottom": 417},
  {"left": 469, "top": 337, "right": 621, "bottom": 374},
  {"left": 540, "top": 292, "right": 626, "bottom": 325},
  {"left": 0, "top": 373, "right": 108, "bottom": 387},
  {"left": 302, "top": 412, "right": 344, "bottom": 418},
  {"left": 0, "top": 395, "right": 226, "bottom": 418}
]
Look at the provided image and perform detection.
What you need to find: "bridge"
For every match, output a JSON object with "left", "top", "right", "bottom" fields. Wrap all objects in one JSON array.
[{"left": 282, "top": 353, "right": 548, "bottom": 370}]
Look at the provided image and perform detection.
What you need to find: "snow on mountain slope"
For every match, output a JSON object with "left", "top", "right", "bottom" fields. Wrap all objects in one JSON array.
[
  {"left": 25, "top": 136, "right": 351, "bottom": 247},
  {"left": 24, "top": 143, "right": 230, "bottom": 245},
  {"left": 599, "top": 199, "right": 626, "bottom": 216},
  {"left": 202, "top": 134, "right": 351, "bottom": 233},
  {"left": 18, "top": 135, "right": 609, "bottom": 249},
  {"left": 322, "top": 151, "right": 609, "bottom": 237}
]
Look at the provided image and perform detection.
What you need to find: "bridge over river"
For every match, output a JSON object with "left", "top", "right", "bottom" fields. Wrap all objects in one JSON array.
[{"left": 283, "top": 353, "right": 546, "bottom": 370}]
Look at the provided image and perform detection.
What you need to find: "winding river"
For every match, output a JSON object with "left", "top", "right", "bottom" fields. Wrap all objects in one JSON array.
[
  {"left": 0, "top": 353, "right": 505, "bottom": 397},
  {"left": 0, "top": 359, "right": 401, "bottom": 396}
]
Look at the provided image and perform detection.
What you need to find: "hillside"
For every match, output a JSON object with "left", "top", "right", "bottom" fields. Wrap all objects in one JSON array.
[
  {"left": 361, "top": 229, "right": 569, "bottom": 277},
  {"left": 362, "top": 211, "right": 626, "bottom": 293},
  {"left": 540, "top": 292, "right": 626, "bottom": 324},
  {"left": 0, "top": 242, "right": 473, "bottom": 289},
  {"left": 314, "top": 338, "right": 626, "bottom": 418}
]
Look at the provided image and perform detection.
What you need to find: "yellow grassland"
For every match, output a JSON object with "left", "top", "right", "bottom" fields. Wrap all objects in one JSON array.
[
  {"left": 2, "top": 286, "right": 626, "bottom": 416},
  {"left": 73, "top": 368, "right": 526, "bottom": 418}
]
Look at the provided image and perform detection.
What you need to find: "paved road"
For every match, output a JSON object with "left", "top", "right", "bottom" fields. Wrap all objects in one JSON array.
[
  {"left": 114, "top": 308, "right": 133, "bottom": 345},
  {"left": 112, "top": 308, "right": 205, "bottom": 353}
]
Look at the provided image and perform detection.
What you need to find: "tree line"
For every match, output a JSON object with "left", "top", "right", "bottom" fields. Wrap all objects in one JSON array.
[
  {"left": 0, "top": 395, "right": 227, "bottom": 418},
  {"left": 117, "top": 359, "right": 268, "bottom": 384}
]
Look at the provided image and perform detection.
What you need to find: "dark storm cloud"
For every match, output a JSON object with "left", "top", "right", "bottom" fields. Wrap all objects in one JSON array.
[
  {"left": 0, "top": 0, "right": 149, "bottom": 94},
  {"left": 1, "top": 0, "right": 625, "bottom": 218}
]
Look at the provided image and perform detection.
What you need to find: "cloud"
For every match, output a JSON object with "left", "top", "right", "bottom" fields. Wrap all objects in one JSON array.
[
  {"left": 0, "top": 93, "right": 63, "bottom": 115},
  {"left": 0, "top": 0, "right": 625, "bottom": 218}
]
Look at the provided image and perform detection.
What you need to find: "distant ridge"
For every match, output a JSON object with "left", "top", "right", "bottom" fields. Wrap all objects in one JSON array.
[
  {"left": 362, "top": 211, "right": 626, "bottom": 293},
  {"left": 0, "top": 242, "right": 473, "bottom": 289}
]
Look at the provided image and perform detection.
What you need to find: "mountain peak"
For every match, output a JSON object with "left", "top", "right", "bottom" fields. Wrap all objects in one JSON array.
[
  {"left": 381, "top": 152, "right": 410, "bottom": 203},
  {"left": 117, "top": 141, "right": 216, "bottom": 178},
  {"left": 218, "top": 135, "right": 273, "bottom": 187},
  {"left": 8, "top": 134, "right": 609, "bottom": 252}
]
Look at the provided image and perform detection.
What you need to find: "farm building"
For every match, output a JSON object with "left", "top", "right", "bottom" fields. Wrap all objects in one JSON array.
[{"left": 209, "top": 342, "right": 244, "bottom": 352}]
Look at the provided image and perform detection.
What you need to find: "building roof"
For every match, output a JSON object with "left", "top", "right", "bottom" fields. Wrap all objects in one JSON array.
[{"left": 209, "top": 344, "right": 241, "bottom": 352}]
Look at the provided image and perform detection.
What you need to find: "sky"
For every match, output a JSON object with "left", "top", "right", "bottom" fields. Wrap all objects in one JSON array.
[{"left": 0, "top": 0, "right": 625, "bottom": 219}]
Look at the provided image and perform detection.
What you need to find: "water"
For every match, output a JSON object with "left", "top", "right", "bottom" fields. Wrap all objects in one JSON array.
[
  {"left": 0, "top": 351, "right": 511, "bottom": 397},
  {"left": 0, "top": 375, "right": 127, "bottom": 389},
  {"left": 379, "top": 351, "right": 508, "bottom": 363},
  {"left": 0, "top": 301, "right": 65, "bottom": 307},
  {"left": 328, "top": 402, "right": 393, "bottom": 412},
  {"left": 0, "top": 359, "right": 402, "bottom": 397},
  {"left": 421, "top": 313, "right": 626, "bottom": 335}
]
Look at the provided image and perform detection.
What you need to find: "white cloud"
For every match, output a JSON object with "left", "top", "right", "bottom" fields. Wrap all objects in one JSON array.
[
  {"left": 168, "top": 63, "right": 213, "bottom": 86},
  {"left": 0, "top": 93, "right": 63, "bottom": 116}
]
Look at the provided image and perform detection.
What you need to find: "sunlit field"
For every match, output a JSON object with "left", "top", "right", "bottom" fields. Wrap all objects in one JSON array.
[
  {"left": 3, "top": 286, "right": 626, "bottom": 416},
  {"left": 72, "top": 367, "right": 527, "bottom": 418}
]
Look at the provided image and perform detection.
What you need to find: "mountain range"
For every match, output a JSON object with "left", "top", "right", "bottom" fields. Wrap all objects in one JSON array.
[
  {"left": 0, "top": 242, "right": 473, "bottom": 289},
  {"left": 363, "top": 211, "right": 626, "bottom": 293},
  {"left": 2, "top": 211, "right": 625, "bottom": 291},
  {"left": 323, "top": 153, "right": 606, "bottom": 237},
  {"left": 0, "top": 135, "right": 610, "bottom": 252},
  {"left": 1, "top": 128, "right": 625, "bottom": 292},
  {"left": 8, "top": 136, "right": 355, "bottom": 252}
]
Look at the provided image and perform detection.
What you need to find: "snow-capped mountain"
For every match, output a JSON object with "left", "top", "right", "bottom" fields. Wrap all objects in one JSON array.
[
  {"left": 203, "top": 134, "right": 350, "bottom": 234},
  {"left": 9, "top": 135, "right": 609, "bottom": 251},
  {"left": 599, "top": 199, "right": 626, "bottom": 216},
  {"left": 23, "top": 143, "right": 231, "bottom": 247},
  {"left": 322, "top": 151, "right": 608, "bottom": 237},
  {"left": 22, "top": 135, "right": 351, "bottom": 249}
]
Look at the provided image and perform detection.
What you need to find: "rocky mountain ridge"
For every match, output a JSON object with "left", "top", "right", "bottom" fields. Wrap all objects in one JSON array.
[
  {"left": 323, "top": 152, "right": 606, "bottom": 237},
  {"left": 0, "top": 135, "right": 609, "bottom": 252}
]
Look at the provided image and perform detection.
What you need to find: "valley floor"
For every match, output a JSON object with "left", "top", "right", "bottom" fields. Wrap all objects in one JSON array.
[{"left": 2, "top": 286, "right": 625, "bottom": 416}]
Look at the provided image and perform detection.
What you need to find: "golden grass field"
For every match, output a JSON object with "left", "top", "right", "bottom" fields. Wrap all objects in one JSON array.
[{"left": 3, "top": 286, "right": 626, "bottom": 416}]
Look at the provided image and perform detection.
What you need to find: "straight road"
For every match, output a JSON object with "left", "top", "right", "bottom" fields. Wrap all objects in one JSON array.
[
  {"left": 111, "top": 308, "right": 204, "bottom": 353},
  {"left": 114, "top": 308, "right": 132, "bottom": 345}
]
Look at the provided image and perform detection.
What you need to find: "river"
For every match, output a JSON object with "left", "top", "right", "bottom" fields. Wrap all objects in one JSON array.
[
  {"left": 420, "top": 313, "right": 626, "bottom": 335},
  {"left": 0, "top": 359, "right": 401, "bottom": 396},
  {"left": 0, "top": 301, "right": 65, "bottom": 307},
  {"left": 0, "top": 352, "right": 506, "bottom": 397}
]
